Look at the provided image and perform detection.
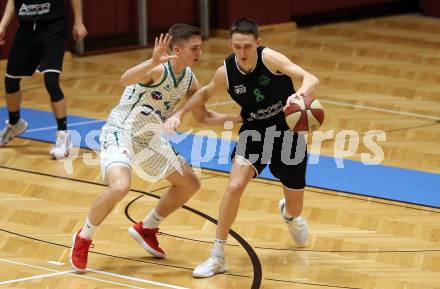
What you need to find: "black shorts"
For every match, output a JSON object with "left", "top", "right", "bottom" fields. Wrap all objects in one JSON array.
[
  {"left": 231, "top": 122, "right": 307, "bottom": 190},
  {"left": 6, "top": 19, "right": 67, "bottom": 78}
]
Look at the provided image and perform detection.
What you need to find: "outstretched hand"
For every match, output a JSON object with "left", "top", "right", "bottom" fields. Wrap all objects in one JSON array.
[
  {"left": 152, "top": 33, "right": 178, "bottom": 65},
  {"left": 163, "top": 114, "right": 181, "bottom": 135}
]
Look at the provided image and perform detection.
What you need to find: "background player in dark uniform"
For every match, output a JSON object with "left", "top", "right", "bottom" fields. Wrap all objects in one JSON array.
[
  {"left": 165, "top": 17, "right": 319, "bottom": 277},
  {"left": 0, "top": 0, "right": 87, "bottom": 158}
]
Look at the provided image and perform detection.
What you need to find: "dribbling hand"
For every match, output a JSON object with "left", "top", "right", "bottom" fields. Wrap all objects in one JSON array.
[{"left": 284, "top": 92, "right": 306, "bottom": 112}]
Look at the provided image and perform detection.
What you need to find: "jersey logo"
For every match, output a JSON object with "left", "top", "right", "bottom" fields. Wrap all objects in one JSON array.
[
  {"left": 247, "top": 100, "right": 283, "bottom": 121},
  {"left": 258, "top": 75, "right": 271, "bottom": 86},
  {"left": 164, "top": 84, "right": 172, "bottom": 92},
  {"left": 19, "top": 3, "right": 51, "bottom": 16},
  {"left": 151, "top": 91, "right": 162, "bottom": 100},
  {"left": 140, "top": 104, "right": 165, "bottom": 121},
  {"left": 234, "top": 84, "right": 246, "bottom": 95}
]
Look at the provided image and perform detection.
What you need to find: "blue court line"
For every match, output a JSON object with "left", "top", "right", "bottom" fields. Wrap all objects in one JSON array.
[{"left": 1, "top": 107, "right": 440, "bottom": 208}]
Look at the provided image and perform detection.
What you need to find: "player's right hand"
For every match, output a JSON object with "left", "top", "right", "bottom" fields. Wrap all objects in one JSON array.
[
  {"left": 0, "top": 26, "right": 6, "bottom": 46},
  {"left": 152, "top": 33, "right": 177, "bottom": 65},
  {"left": 163, "top": 114, "right": 181, "bottom": 134},
  {"left": 73, "top": 22, "right": 88, "bottom": 41},
  {"left": 284, "top": 92, "right": 306, "bottom": 112}
]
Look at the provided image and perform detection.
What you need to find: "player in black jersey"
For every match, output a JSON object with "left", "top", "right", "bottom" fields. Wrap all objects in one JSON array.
[
  {"left": 165, "top": 17, "right": 319, "bottom": 277},
  {"left": 0, "top": 0, "right": 87, "bottom": 158}
]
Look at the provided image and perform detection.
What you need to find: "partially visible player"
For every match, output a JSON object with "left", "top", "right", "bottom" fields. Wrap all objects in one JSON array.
[
  {"left": 70, "top": 24, "right": 241, "bottom": 271},
  {"left": 0, "top": 0, "right": 87, "bottom": 158}
]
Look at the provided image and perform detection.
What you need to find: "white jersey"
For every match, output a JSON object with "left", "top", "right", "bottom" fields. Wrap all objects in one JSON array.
[{"left": 103, "top": 61, "right": 193, "bottom": 141}]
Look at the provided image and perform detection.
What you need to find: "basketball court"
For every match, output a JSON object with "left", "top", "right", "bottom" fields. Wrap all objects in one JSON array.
[{"left": 1, "top": 14, "right": 440, "bottom": 289}]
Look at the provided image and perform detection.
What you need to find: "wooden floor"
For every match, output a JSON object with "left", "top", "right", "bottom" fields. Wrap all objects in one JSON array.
[{"left": 1, "top": 14, "right": 440, "bottom": 289}]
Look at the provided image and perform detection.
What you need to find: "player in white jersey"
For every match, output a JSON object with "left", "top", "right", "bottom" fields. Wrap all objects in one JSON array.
[{"left": 70, "top": 24, "right": 242, "bottom": 271}]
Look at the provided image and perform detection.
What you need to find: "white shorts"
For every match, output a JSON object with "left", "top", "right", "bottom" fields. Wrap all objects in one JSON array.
[{"left": 100, "top": 129, "right": 186, "bottom": 182}]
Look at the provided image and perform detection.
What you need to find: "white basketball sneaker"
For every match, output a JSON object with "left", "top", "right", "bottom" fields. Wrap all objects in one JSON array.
[
  {"left": 279, "top": 198, "right": 308, "bottom": 246},
  {"left": 193, "top": 252, "right": 227, "bottom": 278},
  {"left": 50, "top": 130, "right": 72, "bottom": 159},
  {"left": 0, "top": 119, "right": 28, "bottom": 146}
]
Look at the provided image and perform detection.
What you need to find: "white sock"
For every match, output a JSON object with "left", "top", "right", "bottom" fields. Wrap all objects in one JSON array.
[
  {"left": 282, "top": 207, "right": 294, "bottom": 221},
  {"left": 143, "top": 208, "right": 164, "bottom": 229},
  {"left": 79, "top": 218, "right": 97, "bottom": 240},
  {"left": 211, "top": 239, "right": 226, "bottom": 258}
]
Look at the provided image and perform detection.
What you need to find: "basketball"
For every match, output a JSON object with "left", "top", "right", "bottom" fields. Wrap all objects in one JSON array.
[{"left": 284, "top": 95, "right": 324, "bottom": 132}]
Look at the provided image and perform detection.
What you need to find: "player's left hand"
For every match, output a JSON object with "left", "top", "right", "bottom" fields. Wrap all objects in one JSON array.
[{"left": 73, "top": 23, "right": 88, "bottom": 41}]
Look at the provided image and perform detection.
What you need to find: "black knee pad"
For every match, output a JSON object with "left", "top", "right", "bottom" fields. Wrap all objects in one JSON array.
[
  {"left": 44, "top": 72, "right": 64, "bottom": 102},
  {"left": 5, "top": 77, "right": 21, "bottom": 94}
]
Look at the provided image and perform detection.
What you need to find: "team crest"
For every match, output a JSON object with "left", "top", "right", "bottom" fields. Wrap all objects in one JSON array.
[
  {"left": 151, "top": 91, "right": 162, "bottom": 100},
  {"left": 258, "top": 75, "right": 271, "bottom": 86},
  {"left": 234, "top": 84, "right": 246, "bottom": 94}
]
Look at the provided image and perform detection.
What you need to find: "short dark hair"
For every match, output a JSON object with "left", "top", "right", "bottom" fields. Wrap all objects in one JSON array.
[
  {"left": 168, "top": 23, "right": 201, "bottom": 48},
  {"left": 230, "top": 17, "right": 259, "bottom": 39}
]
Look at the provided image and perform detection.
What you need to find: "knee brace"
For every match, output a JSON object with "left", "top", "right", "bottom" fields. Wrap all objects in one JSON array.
[
  {"left": 5, "top": 76, "right": 21, "bottom": 94},
  {"left": 44, "top": 72, "right": 64, "bottom": 102}
]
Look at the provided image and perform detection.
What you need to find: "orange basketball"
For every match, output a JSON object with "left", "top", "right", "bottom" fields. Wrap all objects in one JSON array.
[{"left": 284, "top": 95, "right": 324, "bottom": 132}]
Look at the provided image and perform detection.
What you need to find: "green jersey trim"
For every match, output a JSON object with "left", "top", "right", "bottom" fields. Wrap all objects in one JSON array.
[
  {"left": 186, "top": 72, "right": 194, "bottom": 95},
  {"left": 121, "top": 90, "right": 146, "bottom": 124},
  {"left": 168, "top": 60, "right": 187, "bottom": 87},
  {"left": 138, "top": 64, "right": 168, "bottom": 88}
]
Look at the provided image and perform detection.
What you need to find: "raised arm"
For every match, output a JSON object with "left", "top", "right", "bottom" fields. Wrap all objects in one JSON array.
[
  {"left": 0, "top": 0, "right": 15, "bottom": 45},
  {"left": 120, "top": 33, "right": 177, "bottom": 86},
  {"left": 263, "top": 48, "right": 319, "bottom": 106},
  {"left": 70, "top": 0, "right": 87, "bottom": 40},
  {"left": 164, "top": 66, "right": 240, "bottom": 132}
]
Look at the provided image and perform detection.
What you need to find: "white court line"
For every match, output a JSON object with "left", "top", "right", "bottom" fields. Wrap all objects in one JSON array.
[
  {"left": 0, "top": 258, "right": 189, "bottom": 289},
  {"left": 88, "top": 268, "right": 190, "bottom": 289},
  {"left": 320, "top": 99, "right": 440, "bottom": 121},
  {"left": 0, "top": 258, "right": 60, "bottom": 272},
  {"left": 48, "top": 260, "right": 65, "bottom": 266},
  {"left": 25, "top": 119, "right": 105, "bottom": 133},
  {"left": 76, "top": 275, "right": 154, "bottom": 289},
  {"left": 0, "top": 270, "right": 73, "bottom": 285},
  {"left": 205, "top": 99, "right": 440, "bottom": 121}
]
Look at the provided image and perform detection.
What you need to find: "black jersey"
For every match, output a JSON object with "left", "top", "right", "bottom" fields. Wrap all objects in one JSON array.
[
  {"left": 15, "top": 0, "right": 65, "bottom": 22},
  {"left": 224, "top": 46, "right": 295, "bottom": 128}
]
